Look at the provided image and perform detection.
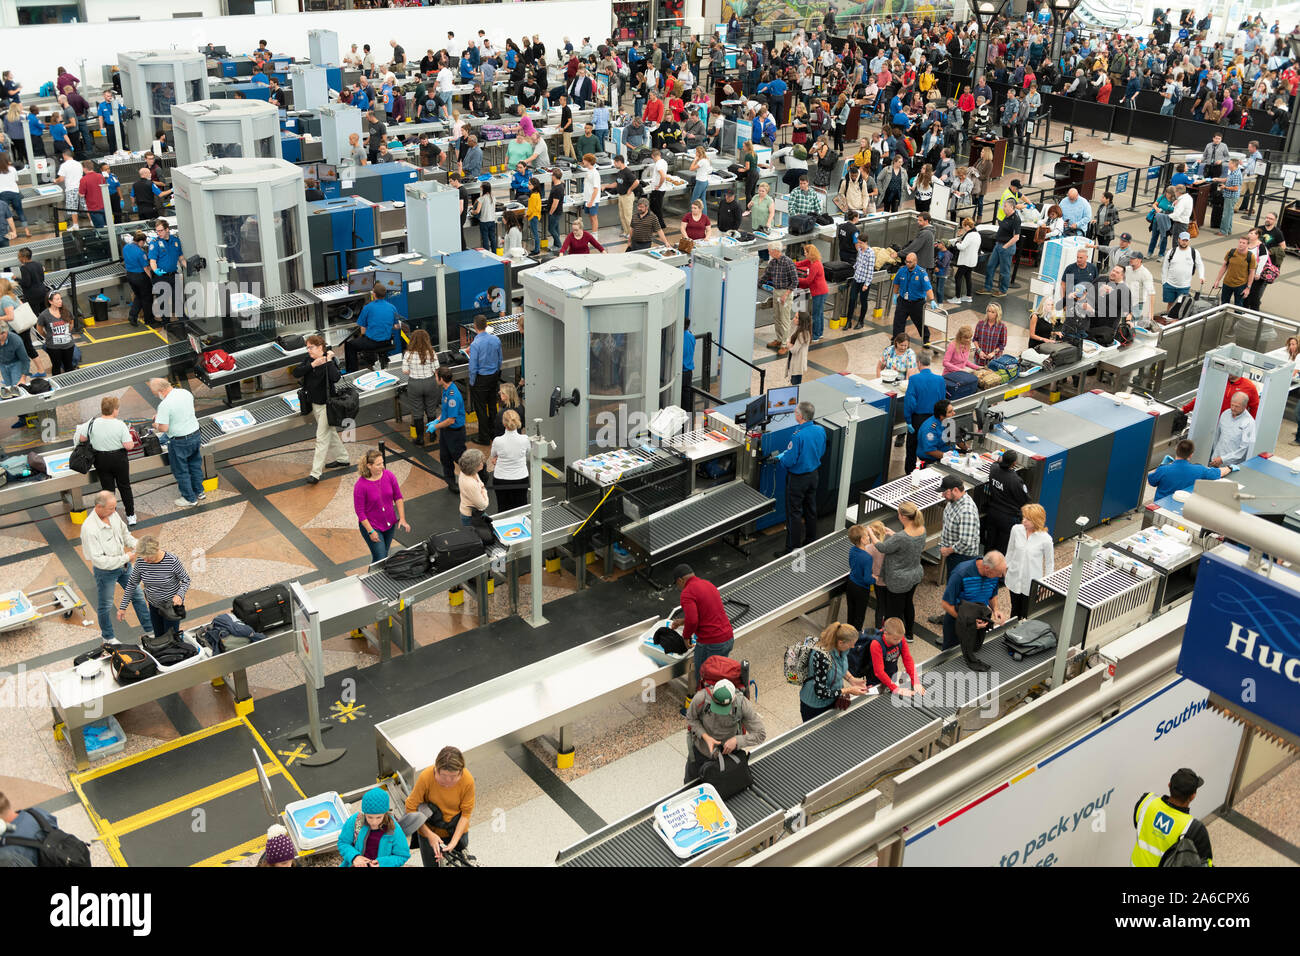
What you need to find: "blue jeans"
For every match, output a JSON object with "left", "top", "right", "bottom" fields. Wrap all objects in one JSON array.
[
  {"left": 529, "top": 217, "right": 540, "bottom": 253},
  {"left": 89, "top": 210, "right": 106, "bottom": 228},
  {"left": 166, "top": 430, "right": 205, "bottom": 503},
  {"left": 360, "top": 523, "right": 395, "bottom": 562},
  {"left": 1, "top": 360, "right": 25, "bottom": 387},
  {"left": 94, "top": 563, "right": 151, "bottom": 642},
  {"left": 693, "top": 637, "right": 734, "bottom": 688},
  {"left": 0, "top": 190, "right": 25, "bottom": 224},
  {"left": 1220, "top": 283, "right": 1247, "bottom": 306},
  {"left": 985, "top": 243, "right": 1014, "bottom": 293},
  {"left": 547, "top": 212, "right": 562, "bottom": 250},
  {"left": 594, "top": 129, "right": 606, "bottom": 150},
  {"left": 690, "top": 178, "right": 709, "bottom": 205},
  {"left": 810, "top": 292, "right": 826, "bottom": 339},
  {"left": 1220, "top": 194, "right": 1238, "bottom": 233},
  {"left": 460, "top": 514, "right": 473, "bottom": 526},
  {"left": 479, "top": 220, "right": 497, "bottom": 252},
  {"left": 1160, "top": 102, "right": 1175, "bottom": 116},
  {"left": 633, "top": 96, "right": 645, "bottom": 117},
  {"left": 149, "top": 604, "right": 180, "bottom": 644}
]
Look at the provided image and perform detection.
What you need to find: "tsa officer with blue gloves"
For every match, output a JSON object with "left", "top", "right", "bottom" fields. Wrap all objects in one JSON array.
[
  {"left": 96, "top": 90, "right": 119, "bottom": 152},
  {"left": 122, "top": 230, "right": 153, "bottom": 326},
  {"left": 902, "top": 350, "right": 946, "bottom": 475},
  {"left": 917, "top": 399, "right": 965, "bottom": 467},
  {"left": 1146, "top": 438, "right": 1232, "bottom": 499},
  {"left": 345, "top": 283, "right": 399, "bottom": 372},
  {"left": 775, "top": 400, "right": 827, "bottom": 557},
  {"left": 428, "top": 365, "right": 467, "bottom": 491},
  {"left": 467, "top": 313, "right": 503, "bottom": 444},
  {"left": 681, "top": 316, "right": 696, "bottom": 412},
  {"left": 891, "top": 251, "right": 935, "bottom": 344},
  {"left": 147, "top": 219, "right": 185, "bottom": 325}
]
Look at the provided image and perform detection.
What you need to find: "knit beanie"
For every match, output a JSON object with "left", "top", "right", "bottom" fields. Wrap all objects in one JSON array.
[
  {"left": 361, "top": 787, "right": 389, "bottom": 815},
  {"left": 264, "top": 824, "right": 296, "bottom": 864}
]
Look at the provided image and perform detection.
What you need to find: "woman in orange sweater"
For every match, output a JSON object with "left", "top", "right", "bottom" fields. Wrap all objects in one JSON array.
[{"left": 797, "top": 243, "right": 829, "bottom": 341}]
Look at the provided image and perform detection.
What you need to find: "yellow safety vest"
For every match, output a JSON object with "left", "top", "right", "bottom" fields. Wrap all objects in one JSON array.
[
  {"left": 1131, "top": 792, "right": 1194, "bottom": 867},
  {"left": 997, "top": 188, "right": 1018, "bottom": 220}
]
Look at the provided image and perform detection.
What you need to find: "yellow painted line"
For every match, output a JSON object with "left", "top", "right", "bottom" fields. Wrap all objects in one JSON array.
[
  {"left": 1010, "top": 766, "right": 1036, "bottom": 785},
  {"left": 70, "top": 716, "right": 246, "bottom": 784},
  {"left": 1003, "top": 383, "right": 1031, "bottom": 400},
  {"left": 540, "top": 461, "right": 562, "bottom": 479},
  {"left": 193, "top": 833, "right": 268, "bottom": 868},
  {"left": 242, "top": 715, "right": 306, "bottom": 800},
  {"left": 102, "top": 830, "right": 128, "bottom": 868},
  {"left": 107, "top": 766, "right": 279, "bottom": 837},
  {"left": 69, "top": 770, "right": 118, "bottom": 850},
  {"left": 79, "top": 328, "right": 160, "bottom": 344},
  {"left": 150, "top": 326, "right": 170, "bottom": 344}
]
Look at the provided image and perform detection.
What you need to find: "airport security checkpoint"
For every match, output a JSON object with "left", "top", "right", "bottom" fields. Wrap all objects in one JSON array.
[{"left": 0, "top": 2, "right": 1299, "bottom": 890}]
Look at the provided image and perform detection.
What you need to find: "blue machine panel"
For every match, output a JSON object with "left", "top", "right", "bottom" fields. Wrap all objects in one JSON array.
[
  {"left": 307, "top": 196, "right": 377, "bottom": 278},
  {"left": 988, "top": 418, "right": 1069, "bottom": 537},
  {"left": 222, "top": 82, "right": 270, "bottom": 102},
  {"left": 326, "top": 67, "right": 343, "bottom": 92},
  {"left": 1059, "top": 391, "right": 1156, "bottom": 524},
  {"left": 280, "top": 134, "right": 301, "bottom": 164},
  {"left": 811, "top": 372, "right": 894, "bottom": 416}
]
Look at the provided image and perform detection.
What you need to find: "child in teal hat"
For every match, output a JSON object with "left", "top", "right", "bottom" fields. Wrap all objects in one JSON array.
[{"left": 337, "top": 788, "right": 411, "bottom": 868}]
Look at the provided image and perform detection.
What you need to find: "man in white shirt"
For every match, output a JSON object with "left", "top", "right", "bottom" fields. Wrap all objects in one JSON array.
[
  {"left": 445, "top": 31, "right": 460, "bottom": 60},
  {"left": 149, "top": 377, "right": 206, "bottom": 508},
  {"left": 649, "top": 147, "right": 670, "bottom": 228},
  {"left": 436, "top": 64, "right": 456, "bottom": 114},
  {"left": 1210, "top": 392, "right": 1255, "bottom": 467},
  {"left": 55, "top": 149, "right": 83, "bottom": 230},
  {"left": 81, "top": 491, "right": 154, "bottom": 644},
  {"left": 1124, "top": 252, "right": 1156, "bottom": 322},
  {"left": 1161, "top": 231, "right": 1203, "bottom": 307}
]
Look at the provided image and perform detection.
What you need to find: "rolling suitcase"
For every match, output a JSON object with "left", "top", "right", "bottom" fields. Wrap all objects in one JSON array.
[{"left": 232, "top": 585, "right": 292, "bottom": 631}]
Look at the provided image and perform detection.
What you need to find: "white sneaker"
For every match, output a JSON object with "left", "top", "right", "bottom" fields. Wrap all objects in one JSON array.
[
  {"left": 196, "top": 492, "right": 207, "bottom": 501},
  {"left": 962, "top": 296, "right": 973, "bottom": 303},
  {"left": 173, "top": 497, "right": 196, "bottom": 508},
  {"left": 127, "top": 514, "right": 137, "bottom": 526},
  {"left": 946, "top": 298, "right": 962, "bottom": 305}
]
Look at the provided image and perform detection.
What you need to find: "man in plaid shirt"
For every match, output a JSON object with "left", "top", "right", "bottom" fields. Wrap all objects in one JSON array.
[
  {"left": 845, "top": 239, "right": 877, "bottom": 329},
  {"left": 1216, "top": 158, "right": 1243, "bottom": 236},
  {"left": 972, "top": 303, "right": 1008, "bottom": 365},
  {"left": 761, "top": 241, "right": 799, "bottom": 352},
  {"left": 785, "top": 174, "right": 824, "bottom": 220},
  {"left": 939, "top": 474, "right": 981, "bottom": 577}
]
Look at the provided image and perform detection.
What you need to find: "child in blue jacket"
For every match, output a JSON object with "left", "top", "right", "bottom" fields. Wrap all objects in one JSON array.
[{"left": 337, "top": 787, "right": 411, "bottom": 868}]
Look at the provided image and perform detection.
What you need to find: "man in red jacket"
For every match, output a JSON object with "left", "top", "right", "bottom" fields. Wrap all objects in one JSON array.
[
  {"left": 77, "top": 160, "right": 107, "bottom": 228},
  {"left": 670, "top": 563, "right": 734, "bottom": 690},
  {"left": 1180, "top": 362, "right": 1259, "bottom": 420}
]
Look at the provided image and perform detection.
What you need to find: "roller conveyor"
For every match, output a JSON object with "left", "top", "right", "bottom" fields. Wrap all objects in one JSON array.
[
  {"left": 196, "top": 341, "right": 307, "bottom": 394},
  {"left": 619, "top": 481, "right": 774, "bottom": 565},
  {"left": 0, "top": 340, "right": 197, "bottom": 419}
]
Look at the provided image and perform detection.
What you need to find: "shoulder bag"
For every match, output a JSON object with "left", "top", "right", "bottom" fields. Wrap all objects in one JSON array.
[{"left": 69, "top": 418, "right": 96, "bottom": 475}]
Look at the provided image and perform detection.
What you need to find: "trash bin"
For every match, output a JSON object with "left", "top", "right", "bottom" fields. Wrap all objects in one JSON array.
[{"left": 89, "top": 294, "right": 110, "bottom": 327}]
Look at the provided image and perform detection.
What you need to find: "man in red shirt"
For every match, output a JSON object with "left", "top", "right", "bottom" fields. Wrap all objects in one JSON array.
[
  {"left": 670, "top": 563, "right": 734, "bottom": 689},
  {"left": 77, "top": 160, "right": 107, "bottom": 228},
  {"left": 642, "top": 90, "right": 665, "bottom": 124},
  {"left": 1180, "top": 362, "right": 1259, "bottom": 420}
]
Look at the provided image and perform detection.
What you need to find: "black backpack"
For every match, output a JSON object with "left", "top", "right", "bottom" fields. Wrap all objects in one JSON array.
[
  {"left": 0, "top": 808, "right": 91, "bottom": 867},
  {"left": 383, "top": 544, "right": 431, "bottom": 579}
]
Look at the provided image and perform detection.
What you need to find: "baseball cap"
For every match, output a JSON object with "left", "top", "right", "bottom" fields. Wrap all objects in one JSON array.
[
  {"left": 671, "top": 563, "right": 694, "bottom": 582},
  {"left": 1119, "top": 231, "right": 1132, "bottom": 241},
  {"left": 1170, "top": 768, "right": 1204, "bottom": 794},
  {"left": 1009, "top": 178, "right": 1022, "bottom": 188},
  {"left": 709, "top": 679, "right": 737, "bottom": 714},
  {"left": 1179, "top": 231, "right": 1191, "bottom": 240},
  {"left": 1072, "top": 283, "right": 1090, "bottom": 298},
  {"left": 1130, "top": 250, "right": 1144, "bottom": 260},
  {"left": 940, "top": 474, "right": 963, "bottom": 491}
]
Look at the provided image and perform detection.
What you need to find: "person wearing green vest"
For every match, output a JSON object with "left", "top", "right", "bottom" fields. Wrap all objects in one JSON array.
[
  {"left": 1131, "top": 768, "right": 1213, "bottom": 867},
  {"left": 997, "top": 179, "right": 1026, "bottom": 221}
]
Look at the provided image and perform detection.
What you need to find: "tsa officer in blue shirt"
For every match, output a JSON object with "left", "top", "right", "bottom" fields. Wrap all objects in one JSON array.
[
  {"left": 1146, "top": 439, "right": 1232, "bottom": 499},
  {"left": 428, "top": 365, "right": 467, "bottom": 491},
  {"left": 345, "top": 283, "right": 399, "bottom": 372},
  {"left": 775, "top": 400, "right": 827, "bottom": 557},
  {"left": 96, "top": 90, "right": 119, "bottom": 152},
  {"left": 902, "top": 350, "right": 947, "bottom": 475},
  {"left": 891, "top": 251, "right": 934, "bottom": 344},
  {"left": 467, "top": 313, "right": 503, "bottom": 443},
  {"left": 681, "top": 316, "right": 696, "bottom": 412},
  {"left": 26, "top": 107, "right": 45, "bottom": 157},
  {"left": 148, "top": 219, "right": 186, "bottom": 325},
  {"left": 916, "top": 399, "right": 965, "bottom": 467},
  {"left": 123, "top": 230, "right": 153, "bottom": 326}
]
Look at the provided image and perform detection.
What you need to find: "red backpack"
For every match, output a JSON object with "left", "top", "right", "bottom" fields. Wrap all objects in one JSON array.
[
  {"left": 699, "top": 655, "right": 746, "bottom": 694},
  {"left": 203, "top": 349, "right": 235, "bottom": 373}
]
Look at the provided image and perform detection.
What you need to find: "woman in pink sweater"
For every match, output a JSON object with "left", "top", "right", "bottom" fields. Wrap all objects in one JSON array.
[
  {"left": 354, "top": 448, "right": 410, "bottom": 562},
  {"left": 943, "top": 325, "right": 981, "bottom": 374}
]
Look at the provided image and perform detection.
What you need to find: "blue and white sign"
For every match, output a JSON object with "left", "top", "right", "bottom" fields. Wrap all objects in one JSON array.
[
  {"left": 1177, "top": 545, "right": 1300, "bottom": 738},
  {"left": 1115, "top": 172, "right": 1129, "bottom": 194}
]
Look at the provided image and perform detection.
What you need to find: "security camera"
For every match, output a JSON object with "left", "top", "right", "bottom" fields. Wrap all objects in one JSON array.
[{"left": 549, "top": 386, "right": 580, "bottom": 417}]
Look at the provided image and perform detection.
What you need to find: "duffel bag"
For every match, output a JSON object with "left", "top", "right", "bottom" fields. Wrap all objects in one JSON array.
[
  {"left": 1037, "top": 341, "right": 1079, "bottom": 369},
  {"left": 232, "top": 584, "right": 292, "bottom": 632},
  {"left": 944, "top": 370, "right": 979, "bottom": 399},
  {"left": 383, "top": 544, "right": 431, "bottom": 579},
  {"left": 326, "top": 381, "right": 360, "bottom": 427},
  {"left": 976, "top": 368, "right": 1002, "bottom": 389},
  {"left": 151, "top": 638, "right": 199, "bottom": 667},
  {"left": 110, "top": 645, "right": 157, "bottom": 685},
  {"left": 987, "top": 354, "right": 1019, "bottom": 377},
  {"left": 699, "top": 655, "right": 744, "bottom": 693},
  {"left": 1004, "top": 619, "right": 1058, "bottom": 660},
  {"left": 428, "top": 527, "right": 485, "bottom": 568},
  {"left": 277, "top": 333, "right": 306, "bottom": 351},
  {"left": 697, "top": 750, "right": 752, "bottom": 799},
  {"left": 788, "top": 213, "right": 816, "bottom": 236}
]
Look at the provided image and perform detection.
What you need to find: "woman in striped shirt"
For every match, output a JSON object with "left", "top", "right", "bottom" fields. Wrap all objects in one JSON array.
[
  {"left": 117, "top": 536, "right": 190, "bottom": 641},
  {"left": 401, "top": 329, "right": 440, "bottom": 447}
]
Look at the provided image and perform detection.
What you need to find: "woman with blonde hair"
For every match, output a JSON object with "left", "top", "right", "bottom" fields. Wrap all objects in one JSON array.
[
  {"left": 974, "top": 146, "right": 993, "bottom": 220},
  {"left": 798, "top": 620, "right": 869, "bottom": 722},
  {"left": 354, "top": 447, "right": 409, "bottom": 562},
  {"left": 688, "top": 145, "right": 712, "bottom": 205},
  {"left": 401, "top": 328, "right": 439, "bottom": 446},
  {"left": 489, "top": 409, "right": 531, "bottom": 512},
  {"left": 496, "top": 380, "right": 523, "bottom": 436},
  {"left": 943, "top": 325, "right": 981, "bottom": 374},
  {"left": 457, "top": 447, "right": 489, "bottom": 525},
  {"left": 75, "top": 395, "right": 139, "bottom": 525},
  {"left": 1005, "top": 502, "right": 1053, "bottom": 619},
  {"left": 868, "top": 502, "right": 927, "bottom": 638}
]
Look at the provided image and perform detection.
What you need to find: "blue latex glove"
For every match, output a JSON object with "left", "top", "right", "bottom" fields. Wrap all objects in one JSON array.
[
  {"left": 1159, "top": 454, "right": 1174, "bottom": 465},
  {"left": 907, "top": 422, "right": 915, "bottom": 434},
  {"left": 426, "top": 421, "right": 438, "bottom": 434},
  {"left": 1229, "top": 464, "right": 1240, "bottom": 472}
]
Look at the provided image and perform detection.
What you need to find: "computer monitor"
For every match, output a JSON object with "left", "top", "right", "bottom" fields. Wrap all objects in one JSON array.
[
  {"left": 316, "top": 163, "right": 339, "bottom": 182},
  {"left": 767, "top": 384, "right": 799, "bottom": 416},
  {"left": 372, "top": 269, "right": 403, "bottom": 294},
  {"left": 346, "top": 270, "right": 375, "bottom": 295},
  {"left": 739, "top": 393, "right": 768, "bottom": 428},
  {"left": 300, "top": 162, "right": 318, "bottom": 181}
]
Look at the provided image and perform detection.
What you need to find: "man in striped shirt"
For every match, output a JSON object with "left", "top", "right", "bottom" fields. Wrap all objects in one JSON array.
[
  {"left": 118, "top": 536, "right": 191, "bottom": 642},
  {"left": 845, "top": 239, "right": 876, "bottom": 330},
  {"left": 1216, "top": 158, "right": 1243, "bottom": 236}
]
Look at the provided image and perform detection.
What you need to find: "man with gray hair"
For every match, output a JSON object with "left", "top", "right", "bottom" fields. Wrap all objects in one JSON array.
[
  {"left": 1210, "top": 392, "right": 1255, "bottom": 468},
  {"left": 940, "top": 549, "right": 1008, "bottom": 664},
  {"left": 761, "top": 241, "right": 799, "bottom": 353},
  {"left": 149, "top": 377, "right": 205, "bottom": 509},
  {"left": 79, "top": 490, "right": 154, "bottom": 644},
  {"left": 775, "top": 399, "right": 826, "bottom": 557}
]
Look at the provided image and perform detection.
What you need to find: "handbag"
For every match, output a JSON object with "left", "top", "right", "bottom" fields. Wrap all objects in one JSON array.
[
  {"left": 1187, "top": 219, "right": 1198, "bottom": 238},
  {"left": 69, "top": 418, "right": 96, "bottom": 475},
  {"left": 9, "top": 301, "right": 38, "bottom": 333},
  {"left": 697, "top": 749, "right": 752, "bottom": 799}
]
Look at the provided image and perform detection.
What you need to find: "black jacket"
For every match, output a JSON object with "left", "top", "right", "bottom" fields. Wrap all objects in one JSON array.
[{"left": 294, "top": 354, "right": 341, "bottom": 405}]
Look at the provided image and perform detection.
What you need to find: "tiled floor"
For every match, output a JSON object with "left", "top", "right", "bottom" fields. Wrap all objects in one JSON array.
[{"left": 1, "top": 113, "right": 1296, "bottom": 868}]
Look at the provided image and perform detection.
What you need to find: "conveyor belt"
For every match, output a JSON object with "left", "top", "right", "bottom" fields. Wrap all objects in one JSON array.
[
  {"left": 1036, "top": 559, "right": 1133, "bottom": 608},
  {"left": 0, "top": 340, "right": 197, "bottom": 419},
  {"left": 620, "top": 481, "right": 773, "bottom": 562},
  {"left": 867, "top": 470, "right": 946, "bottom": 510},
  {"left": 197, "top": 385, "right": 327, "bottom": 443},
  {"left": 748, "top": 694, "right": 939, "bottom": 808},
  {"left": 916, "top": 632, "right": 1052, "bottom": 719},
  {"left": 46, "top": 260, "right": 126, "bottom": 291},
  {"left": 200, "top": 342, "right": 302, "bottom": 388},
  {"left": 720, "top": 532, "right": 851, "bottom": 621},
  {"left": 560, "top": 786, "right": 782, "bottom": 868}
]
